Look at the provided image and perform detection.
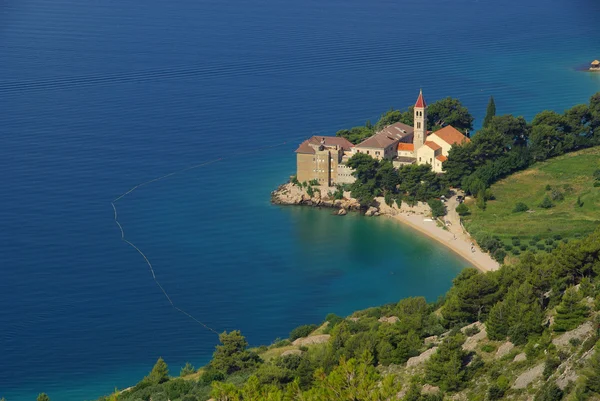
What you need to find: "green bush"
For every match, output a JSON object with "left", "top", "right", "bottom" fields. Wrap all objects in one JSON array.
[
  {"left": 513, "top": 202, "right": 529, "bottom": 213},
  {"left": 536, "top": 243, "right": 545, "bottom": 250},
  {"left": 512, "top": 237, "right": 521, "bottom": 246},
  {"left": 493, "top": 249, "right": 507, "bottom": 262},
  {"left": 512, "top": 248, "right": 521, "bottom": 255},
  {"left": 504, "top": 244, "right": 513, "bottom": 251},
  {"left": 520, "top": 244, "right": 527, "bottom": 251},
  {"left": 289, "top": 324, "right": 317, "bottom": 341},
  {"left": 428, "top": 199, "right": 447, "bottom": 218},
  {"left": 456, "top": 203, "right": 470, "bottom": 216},
  {"left": 290, "top": 176, "right": 300, "bottom": 186},
  {"left": 539, "top": 196, "right": 554, "bottom": 209},
  {"left": 545, "top": 184, "right": 552, "bottom": 191},
  {"left": 594, "top": 181, "right": 600, "bottom": 187},
  {"left": 481, "top": 344, "right": 496, "bottom": 353},
  {"left": 306, "top": 186, "right": 314, "bottom": 197},
  {"left": 545, "top": 238, "right": 554, "bottom": 245},
  {"left": 309, "top": 179, "right": 319, "bottom": 186}
]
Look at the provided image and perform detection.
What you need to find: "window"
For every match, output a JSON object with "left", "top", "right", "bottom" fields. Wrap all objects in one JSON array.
[
  {"left": 417, "top": 122, "right": 421, "bottom": 129},
  {"left": 367, "top": 151, "right": 370, "bottom": 154},
  {"left": 419, "top": 157, "right": 421, "bottom": 162}
]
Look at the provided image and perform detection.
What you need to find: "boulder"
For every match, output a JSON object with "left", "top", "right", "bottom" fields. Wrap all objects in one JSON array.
[
  {"left": 422, "top": 384, "right": 440, "bottom": 395},
  {"left": 365, "top": 206, "right": 379, "bottom": 217},
  {"left": 513, "top": 353, "right": 527, "bottom": 362},
  {"left": 292, "top": 334, "right": 330, "bottom": 347},
  {"left": 338, "top": 208, "right": 347, "bottom": 216},
  {"left": 552, "top": 321, "right": 594, "bottom": 348},
  {"left": 378, "top": 316, "right": 399, "bottom": 324},
  {"left": 512, "top": 363, "right": 544, "bottom": 389},
  {"left": 495, "top": 341, "right": 514, "bottom": 358},
  {"left": 406, "top": 347, "right": 438, "bottom": 367},
  {"left": 462, "top": 326, "right": 487, "bottom": 352},
  {"left": 281, "top": 349, "right": 303, "bottom": 357},
  {"left": 424, "top": 336, "right": 439, "bottom": 345}
]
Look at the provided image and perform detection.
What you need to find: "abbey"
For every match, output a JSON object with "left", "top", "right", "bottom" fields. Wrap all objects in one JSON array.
[{"left": 295, "top": 91, "right": 470, "bottom": 186}]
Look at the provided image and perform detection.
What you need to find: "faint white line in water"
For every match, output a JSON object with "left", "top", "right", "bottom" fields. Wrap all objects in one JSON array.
[{"left": 111, "top": 135, "right": 311, "bottom": 335}]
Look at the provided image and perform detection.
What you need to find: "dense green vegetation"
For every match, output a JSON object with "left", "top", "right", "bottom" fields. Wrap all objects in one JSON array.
[
  {"left": 94, "top": 229, "right": 600, "bottom": 401},
  {"left": 335, "top": 97, "right": 474, "bottom": 144},
  {"left": 345, "top": 153, "right": 449, "bottom": 209},
  {"left": 443, "top": 93, "right": 600, "bottom": 196},
  {"left": 463, "top": 146, "right": 600, "bottom": 253}
]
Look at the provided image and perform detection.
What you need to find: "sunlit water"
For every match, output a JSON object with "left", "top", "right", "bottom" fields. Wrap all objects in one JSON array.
[{"left": 1, "top": 0, "right": 600, "bottom": 399}]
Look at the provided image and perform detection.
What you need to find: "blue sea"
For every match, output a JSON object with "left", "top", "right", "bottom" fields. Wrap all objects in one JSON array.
[{"left": 1, "top": 0, "right": 599, "bottom": 399}]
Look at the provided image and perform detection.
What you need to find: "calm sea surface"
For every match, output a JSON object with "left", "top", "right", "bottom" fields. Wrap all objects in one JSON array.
[{"left": 1, "top": 0, "right": 600, "bottom": 399}]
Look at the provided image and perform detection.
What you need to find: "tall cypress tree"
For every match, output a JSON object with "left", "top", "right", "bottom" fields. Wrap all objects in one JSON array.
[{"left": 483, "top": 96, "right": 496, "bottom": 128}]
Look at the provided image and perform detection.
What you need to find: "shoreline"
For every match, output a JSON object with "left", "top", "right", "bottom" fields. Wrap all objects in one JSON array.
[
  {"left": 272, "top": 182, "right": 500, "bottom": 272},
  {"left": 386, "top": 212, "right": 498, "bottom": 272}
]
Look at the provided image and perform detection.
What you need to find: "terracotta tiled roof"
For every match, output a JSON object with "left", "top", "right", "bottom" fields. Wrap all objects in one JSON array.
[
  {"left": 356, "top": 122, "right": 413, "bottom": 149},
  {"left": 436, "top": 155, "right": 448, "bottom": 162},
  {"left": 295, "top": 136, "right": 354, "bottom": 154},
  {"left": 415, "top": 90, "right": 427, "bottom": 108},
  {"left": 398, "top": 143, "right": 414, "bottom": 151},
  {"left": 425, "top": 141, "right": 442, "bottom": 151},
  {"left": 431, "top": 125, "right": 470, "bottom": 146}
]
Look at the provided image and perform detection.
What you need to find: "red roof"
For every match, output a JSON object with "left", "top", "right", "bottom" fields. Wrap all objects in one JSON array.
[
  {"left": 397, "top": 143, "right": 414, "bottom": 151},
  {"left": 415, "top": 90, "right": 427, "bottom": 108},
  {"left": 424, "top": 141, "right": 441, "bottom": 151},
  {"left": 436, "top": 155, "right": 448, "bottom": 162},
  {"left": 431, "top": 125, "right": 470, "bottom": 146}
]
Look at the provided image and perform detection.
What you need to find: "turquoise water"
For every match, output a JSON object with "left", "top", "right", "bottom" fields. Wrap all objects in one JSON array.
[{"left": 1, "top": 0, "right": 600, "bottom": 400}]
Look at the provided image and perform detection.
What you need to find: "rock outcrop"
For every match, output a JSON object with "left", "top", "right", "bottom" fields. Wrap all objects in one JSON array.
[
  {"left": 292, "top": 334, "right": 330, "bottom": 346},
  {"left": 406, "top": 347, "right": 438, "bottom": 367},
  {"left": 495, "top": 341, "right": 515, "bottom": 358},
  {"left": 512, "top": 363, "right": 544, "bottom": 389}
]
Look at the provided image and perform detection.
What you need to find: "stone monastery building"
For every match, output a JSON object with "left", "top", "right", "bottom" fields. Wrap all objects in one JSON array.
[{"left": 295, "top": 91, "right": 470, "bottom": 186}]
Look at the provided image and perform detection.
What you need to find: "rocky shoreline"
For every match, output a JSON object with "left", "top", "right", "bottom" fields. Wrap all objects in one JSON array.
[{"left": 271, "top": 182, "right": 363, "bottom": 215}]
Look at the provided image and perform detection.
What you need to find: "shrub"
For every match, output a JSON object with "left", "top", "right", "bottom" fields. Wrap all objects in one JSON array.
[
  {"left": 289, "top": 324, "right": 317, "bottom": 341},
  {"left": 563, "top": 184, "right": 574, "bottom": 193},
  {"left": 536, "top": 243, "right": 545, "bottom": 250},
  {"left": 520, "top": 244, "right": 527, "bottom": 251},
  {"left": 456, "top": 203, "right": 470, "bottom": 216},
  {"left": 504, "top": 244, "right": 513, "bottom": 251},
  {"left": 553, "top": 234, "right": 562, "bottom": 240},
  {"left": 539, "top": 196, "right": 554, "bottom": 209},
  {"left": 481, "top": 344, "right": 496, "bottom": 353},
  {"left": 384, "top": 191, "right": 394, "bottom": 207},
  {"left": 199, "top": 367, "right": 225, "bottom": 385},
  {"left": 513, "top": 202, "right": 529, "bottom": 213},
  {"left": 309, "top": 179, "right": 319, "bottom": 186},
  {"left": 464, "top": 326, "right": 480, "bottom": 336},
  {"left": 594, "top": 182, "right": 600, "bottom": 187},
  {"left": 529, "top": 239, "right": 538, "bottom": 246},
  {"left": 428, "top": 199, "right": 447, "bottom": 218},
  {"left": 493, "top": 249, "right": 507, "bottom": 263},
  {"left": 306, "top": 186, "right": 314, "bottom": 197},
  {"left": 576, "top": 196, "right": 584, "bottom": 207},
  {"left": 550, "top": 189, "right": 564, "bottom": 202},
  {"left": 545, "top": 238, "right": 554, "bottom": 245},
  {"left": 395, "top": 197, "right": 402, "bottom": 208},
  {"left": 512, "top": 248, "right": 521, "bottom": 255},
  {"left": 290, "top": 175, "right": 300, "bottom": 186},
  {"left": 545, "top": 184, "right": 552, "bottom": 191},
  {"left": 533, "top": 235, "right": 541, "bottom": 242},
  {"left": 512, "top": 237, "right": 521, "bottom": 246}
]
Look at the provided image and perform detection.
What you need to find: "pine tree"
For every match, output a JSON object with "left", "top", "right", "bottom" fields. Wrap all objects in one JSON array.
[
  {"left": 486, "top": 301, "right": 509, "bottom": 340},
  {"left": 147, "top": 357, "right": 170, "bottom": 384},
  {"left": 483, "top": 96, "right": 496, "bottom": 128},
  {"left": 36, "top": 394, "right": 50, "bottom": 401},
  {"left": 553, "top": 287, "right": 589, "bottom": 332}
]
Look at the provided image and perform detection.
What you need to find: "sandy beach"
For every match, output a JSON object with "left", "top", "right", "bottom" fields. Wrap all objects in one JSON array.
[{"left": 374, "top": 195, "right": 499, "bottom": 272}]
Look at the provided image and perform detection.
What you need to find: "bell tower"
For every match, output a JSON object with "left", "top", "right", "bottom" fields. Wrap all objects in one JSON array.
[{"left": 413, "top": 89, "right": 427, "bottom": 152}]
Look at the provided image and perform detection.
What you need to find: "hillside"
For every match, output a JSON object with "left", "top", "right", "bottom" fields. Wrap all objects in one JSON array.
[
  {"left": 94, "top": 229, "right": 600, "bottom": 401},
  {"left": 463, "top": 146, "right": 600, "bottom": 252}
]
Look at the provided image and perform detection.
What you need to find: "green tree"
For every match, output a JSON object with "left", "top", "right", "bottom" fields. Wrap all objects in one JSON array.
[
  {"left": 427, "top": 97, "right": 474, "bottom": 133},
  {"left": 442, "top": 269, "right": 499, "bottom": 323},
  {"left": 482, "top": 96, "right": 496, "bottom": 128},
  {"left": 486, "top": 301, "right": 509, "bottom": 340},
  {"left": 428, "top": 199, "right": 446, "bottom": 218},
  {"left": 425, "top": 334, "right": 468, "bottom": 392},
  {"left": 539, "top": 196, "right": 554, "bottom": 209},
  {"left": 147, "top": 357, "right": 170, "bottom": 384},
  {"left": 455, "top": 203, "right": 469, "bottom": 216},
  {"left": 443, "top": 142, "right": 476, "bottom": 187},
  {"left": 582, "top": 347, "right": 600, "bottom": 394},
  {"left": 530, "top": 124, "right": 566, "bottom": 161},
  {"left": 180, "top": 362, "right": 196, "bottom": 377},
  {"left": 289, "top": 324, "right": 317, "bottom": 341},
  {"left": 513, "top": 202, "right": 529, "bottom": 213},
  {"left": 37, "top": 394, "right": 50, "bottom": 401},
  {"left": 488, "top": 114, "right": 529, "bottom": 147},
  {"left": 211, "top": 330, "right": 261, "bottom": 374},
  {"left": 553, "top": 287, "right": 589, "bottom": 332}
]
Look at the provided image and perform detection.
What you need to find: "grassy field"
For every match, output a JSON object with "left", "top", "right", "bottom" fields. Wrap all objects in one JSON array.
[{"left": 463, "top": 146, "right": 600, "bottom": 250}]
